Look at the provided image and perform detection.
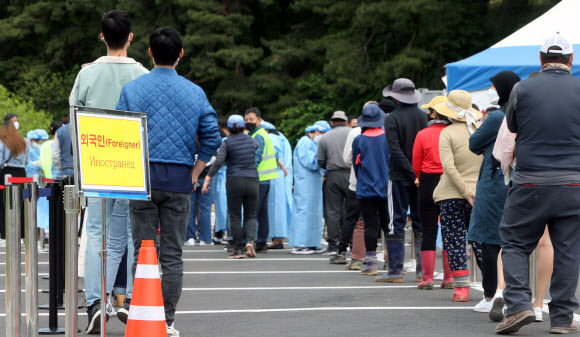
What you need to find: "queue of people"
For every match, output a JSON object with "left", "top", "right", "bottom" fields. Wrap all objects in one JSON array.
[{"left": 2, "top": 9, "right": 577, "bottom": 336}]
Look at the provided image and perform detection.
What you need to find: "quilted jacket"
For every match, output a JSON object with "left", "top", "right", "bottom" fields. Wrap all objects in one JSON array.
[{"left": 117, "top": 67, "right": 221, "bottom": 166}]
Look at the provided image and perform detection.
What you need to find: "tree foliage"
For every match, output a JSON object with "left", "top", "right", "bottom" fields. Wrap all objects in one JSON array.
[
  {"left": 0, "top": 0, "right": 560, "bottom": 144},
  {"left": 0, "top": 85, "right": 52, "bottom": 136}
]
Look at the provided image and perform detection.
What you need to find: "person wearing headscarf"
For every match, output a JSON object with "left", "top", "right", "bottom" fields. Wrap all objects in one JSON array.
[
  {"left": 412, "top": 96, "right": 453, "bottom": 290},
  {"left": 289, "top": 125, "right": 324, "bottom": 254},
  {"left": 262, "top": 121, "right": 293, "bottom": 249},
  {"left": 468, "top": 71, "right": 520, "bottom": 318},
  {"left": 432, "top": 90, "right": 483, "bottom": 302}
]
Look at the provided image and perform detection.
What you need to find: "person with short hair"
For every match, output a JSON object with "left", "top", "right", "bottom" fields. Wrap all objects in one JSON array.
[
  {"left": 68, "top": 10, "right": 148, "bottom": 333},
  {"left": 317, "top": 111, "right": 351, "bottom": 255},
  {"left": 496, "top": 33, "right": 580, "bottom": 335},
  {"left": 202, "top": 115, "right": 259, "bottom": 258},
  {"left": 347, "top": 115, "right": 358, "bottom": 128},
  {"left": 117, "top": 27, "right": 221, "bottom": 336}
]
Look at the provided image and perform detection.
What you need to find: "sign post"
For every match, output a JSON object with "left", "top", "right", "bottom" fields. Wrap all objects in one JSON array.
[{"left": 70, "top": 106, "right": 150, "bottom": 337}]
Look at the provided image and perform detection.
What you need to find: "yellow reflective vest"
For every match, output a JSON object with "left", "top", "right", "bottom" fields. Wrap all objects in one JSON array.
[{"left": 252, "top": 128, "right": 278, "bottom": 181}]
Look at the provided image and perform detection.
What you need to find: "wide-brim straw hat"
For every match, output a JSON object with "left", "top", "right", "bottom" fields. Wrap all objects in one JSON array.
[
  {"left": 382, "top": 78, "right": 422, "bottom": 104},
  {"left": 433, "top": 90, "right": 482, "bottom": 122},
  {"left": 421, "top": 96, "right": 447, "bottom": 111}
]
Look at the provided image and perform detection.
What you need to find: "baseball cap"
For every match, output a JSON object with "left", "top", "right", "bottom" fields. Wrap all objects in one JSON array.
[
  {"left": 541, "top": 32, "right": 573, "bottom": 55},
  {"left": 227, "top": 114, "right": 245, "bottom": 128},
  {"left": 330, "top": 111, "right": 348, "bottom": 121}
]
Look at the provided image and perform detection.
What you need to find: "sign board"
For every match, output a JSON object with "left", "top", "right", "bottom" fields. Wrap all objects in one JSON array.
[{"left": 70, "top": 106, "right": 151, "bottom": 200}]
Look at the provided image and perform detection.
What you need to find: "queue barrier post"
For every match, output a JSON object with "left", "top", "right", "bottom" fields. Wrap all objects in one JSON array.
[
  {"left": 5, "top": 182, "right": 22, "bottom": 337},
  {"left": 24, "top": 177, "right": 39, "bottom": 337},
  {"left": 64, "top": 185, "right": 80, "bottom": 337}
]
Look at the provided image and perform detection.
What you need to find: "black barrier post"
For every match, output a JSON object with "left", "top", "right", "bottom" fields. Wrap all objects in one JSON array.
[
  {"left": 39, "top": 182, "right": 65, "bottom": 335},
  {"left": 56, "top": 178, "right": 66, "bottom": 308}
]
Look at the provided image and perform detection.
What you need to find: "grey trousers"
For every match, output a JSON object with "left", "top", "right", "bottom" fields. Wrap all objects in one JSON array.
[
  {"left": 129, "top": 189, "right": 190, "bottom": 324},
  {"left": 500, "top": 184, "right": 580, "bottom": 327},
  {"left": 324, "top": 169, "right": 350, "bottom": 251}
]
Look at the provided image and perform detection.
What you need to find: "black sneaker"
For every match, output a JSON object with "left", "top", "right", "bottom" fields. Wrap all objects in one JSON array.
[
  {"left": 329, "top": 252, "right": 348, "bottom": 264},
  {"left": 268, "top": 242, "right": 284, "bottom": 249},
  {"left": 224, "top": 243, "right": 234, "bottom": 253},
  {"left": 86, "top": 300, "right": 109, "bottom": 334},
  {"left": 117, "top": 298, "right": 130, "bottom": 324},
  {"left": 255, "top": 245, "right": 268, "bottom": 253},
  {"left": 228, "top": 249, "right": 244, "bottom": 259}
]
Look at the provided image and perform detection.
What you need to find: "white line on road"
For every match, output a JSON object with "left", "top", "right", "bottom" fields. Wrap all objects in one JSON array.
[
  {"left": 181, "top": 258, "right": 387, "bottom": 262},
  {"left": 181, "top": 285, "right": 418, "bottom": 291}
]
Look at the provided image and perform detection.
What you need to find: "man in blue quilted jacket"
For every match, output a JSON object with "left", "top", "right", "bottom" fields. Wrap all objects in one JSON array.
[{"left": 116, "top": 27, "right": 221, "bottom": 337}]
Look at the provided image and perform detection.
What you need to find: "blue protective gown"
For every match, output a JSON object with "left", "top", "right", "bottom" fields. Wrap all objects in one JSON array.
[
  {"left": 25, "top": 142, "right": 49, "bottom": 230},
  {"left": 268, "top": 132, "right": 293, "bottom": 239},
  {"left": 212, "top": 137, "right": 228, "bottom": 233},
  {"left": 289, "top": 136, "right": 323, "bottom": 248}
]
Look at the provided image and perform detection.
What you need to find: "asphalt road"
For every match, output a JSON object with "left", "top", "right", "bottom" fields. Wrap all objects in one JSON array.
[{"left": 0, "top": 233, "right": 579, "bottom": 337}]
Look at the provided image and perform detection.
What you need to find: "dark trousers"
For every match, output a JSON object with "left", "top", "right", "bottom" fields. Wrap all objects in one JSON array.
[
  {"left": 482, "top": 243, "right": 501, "bottom": 299},
  {"left": 418, "top": 173, "right": 441, "bottom": 251},
  {"left": 388, "top": 179, "right": 421, "bottom": 236},
  {"left": 500, "top": 185, "right": 580, "bottom": 326},
  {"left": 337, "top": 190, "right": 361, "bottom": 254},
  {"left": 256, "top": 183, "right": 270, "bottom": 246},
  {"left": 129, "top": 189, "right": 190, "bottom": 324},
  {"left": 360, "top": 198, "right": 389, "bottom": 252},
  {"left": 324, "top": 170, "right": 350, "bottom": 251},
  {"left": 228, "top": 177, "right": 259, "bottom": 250}
]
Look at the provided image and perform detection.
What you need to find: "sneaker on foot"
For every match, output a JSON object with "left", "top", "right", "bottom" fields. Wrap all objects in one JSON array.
[
  {"left": 345, "top": 259, "right": 363, "bottom": 270},
  {"left": 106, "top": 296, "right": 116, "bottom": 316},
  {"left": 321, "top": 249, "right": 338, "bottom": 256},
  {"left": 246, "top": 243, "right": 256, "bottom": 258},
  {"left": 268, "top": 242, "right": 284, "bottom": 249},
  {"left": 228, "top": 249, "right": 244, "bottom": 259},
  {"left": 495, "top": 309, "right": 535, "bottom": 334},
  {"left": 255, "top": 245, "right": 268, "bottom": 253},
  {"left": 474, "top": 296, "right": 493, "bottom": 313},
  {"left": 311, "top": 247, "right": 325, "bottom": 254},
  {"left": 329, "top": 252, "right": 347, "bottom": 264},
  {"left": 199, "top": 241, "right": 214, "bottom": 246},
  {"left": 184, "top": 238, "right": 196, "bottom": 246},
  {"left": 86, "top": 300, "right": 109, "bottom": 334},
  {"left": 291, "top": 248, "right": 314, "bottom": 255},
  {"left": 167, "top": 322, "right": 180, "bottom": 336},
  {"left": 489, "top": 293, "right": 506, "bottom": 322},
  {"left": 374, "top": 273, "right": 403, "bottom": 282},
  {"left": 533, "top": 307, "right": 543, "bottom": 322},
  {"left": 117, "top": 298, "right": 130, "bottom": 324}
]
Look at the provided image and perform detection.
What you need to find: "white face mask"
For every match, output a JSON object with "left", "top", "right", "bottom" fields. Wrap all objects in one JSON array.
[
  {"left": 313, "top": 135, "right": 322, "bottom": 144},
  {"left": 13, "top": 121, "right": 19, "bottom": 130},
  {"left": 487, "top": 88, "right": 500, "bottom": 106}
]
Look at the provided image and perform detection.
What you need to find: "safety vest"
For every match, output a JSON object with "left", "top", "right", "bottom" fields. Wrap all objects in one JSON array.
[{"left": 252, "top": 128, "right": 278, "bottom": 181}]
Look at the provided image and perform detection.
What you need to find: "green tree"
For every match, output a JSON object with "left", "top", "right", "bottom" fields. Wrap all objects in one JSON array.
[{"left": 0, "top": 85, "right": 52, "bottom": 136}]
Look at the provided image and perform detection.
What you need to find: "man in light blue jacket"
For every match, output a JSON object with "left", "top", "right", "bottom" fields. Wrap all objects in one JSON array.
[
  {"left": 116, "top": 27, "right": 221, "bottom": 337},
  {"left": 67, "top": 10, "right": 149, "bottom": 334}
]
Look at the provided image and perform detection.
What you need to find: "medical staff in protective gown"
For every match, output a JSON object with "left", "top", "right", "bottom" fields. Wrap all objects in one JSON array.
[
  {"left": 261, "top": 122, "right": 293, "bottom": 249},
  {"left": 289, "top": 125, "right": 324, "bottom": 254},
  {"left": 26, "top": 129, "right": 50, "bottom": 230}
]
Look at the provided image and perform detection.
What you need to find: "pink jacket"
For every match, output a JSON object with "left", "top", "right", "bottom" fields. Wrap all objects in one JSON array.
[{"left": 492, "top": 117, "right": 516, "bottom": 184}]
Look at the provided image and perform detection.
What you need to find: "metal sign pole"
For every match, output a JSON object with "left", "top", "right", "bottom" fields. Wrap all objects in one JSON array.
[
  {"left": 5, "top": 184, "right": 22, "bottom": 337},
  {"left": 24, "top": 179, "right": 39, "bottom": 337},
  {"left": 64, "top": 185, "right": 79, "bottom": 337},
  {"left": 100, "top": 199, "right": 107, "bottom": 337}
]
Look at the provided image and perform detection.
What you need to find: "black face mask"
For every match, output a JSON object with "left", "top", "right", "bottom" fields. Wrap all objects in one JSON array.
[{"left": 245, "top": 123, "right": 257, "bottom": 132}]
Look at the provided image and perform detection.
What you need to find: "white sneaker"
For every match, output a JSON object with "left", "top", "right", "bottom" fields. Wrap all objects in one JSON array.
[
  {"left": 291, "top": 248, "right": 314, "bottom": 255},
  {"left": 167, "top": 323, "right": 180, "bottom": 336},
  {"left": 533, "top": 307, "right": 543, "bottom": 322},
  {"left": 474, "top": 296, "right": 493, "bottom": 313},
  {"left": 184, "top": 238, "right": 196, "bottom": 246},
  {"left": 199, "top": 241, "right": 214, "bottom": 246},
  {"left": 0, "top": 239, "right": 6, "bottom": 247}
]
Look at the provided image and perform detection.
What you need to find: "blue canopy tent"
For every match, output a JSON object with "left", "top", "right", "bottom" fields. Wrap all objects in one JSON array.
[{"left": 445, "top": 0, "right": 580, "bottom": 95}]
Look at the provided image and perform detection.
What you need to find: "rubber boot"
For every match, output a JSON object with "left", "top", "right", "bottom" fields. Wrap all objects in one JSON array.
[
  {"left": 375, "top": 238, "right": 404, "bottom": 282},
  {"left": 414, "top": 233, "right": 422, "bottom": 282},
  {"left": 417, "top": 251, "right": 435, "bottom": 290},
  {"left": 452, "top": 270, "right": 470, "bottom": 302},
  {"left": 440, "top": 250, "right": 454, "bottom": 289},
  {"left": 361, "top": 252, "right": 377, "bottom": 275}
]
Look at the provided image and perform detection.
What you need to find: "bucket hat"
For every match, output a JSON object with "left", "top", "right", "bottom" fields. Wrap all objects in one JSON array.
[
  {"left": 382, "top": 78, "right": 422, "bottom": 104},
  {"left": 330, "top": 111, "right": 348, "bottom": 121},
  {"left": 358, "top": 105, "right": 386, "bottom": 128}
]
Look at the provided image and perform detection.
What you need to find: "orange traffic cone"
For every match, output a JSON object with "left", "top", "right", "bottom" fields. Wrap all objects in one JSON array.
[{"left": 125, "top": 240, "right": 167, "bottom": 337}]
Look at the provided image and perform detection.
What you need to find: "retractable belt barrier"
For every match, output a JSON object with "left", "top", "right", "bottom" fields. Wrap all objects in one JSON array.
[{"left": 4, "top": 175, "right": 77, "bottom": 337}]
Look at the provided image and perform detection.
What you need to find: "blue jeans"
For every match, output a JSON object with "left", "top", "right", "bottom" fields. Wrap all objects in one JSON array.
[
  {"left": 105, "top": 200, "right": 134, "bottom": 298},
  {"left": 186, "top": 180, "right": 213, "bottom": 243}
]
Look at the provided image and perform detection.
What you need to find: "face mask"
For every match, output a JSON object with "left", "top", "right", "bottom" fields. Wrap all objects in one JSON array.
[
  {"left": 313, "top": 135, "right": 322, "bottom": 144},
  {"left": 487, "top": 88, "right": 500, "bottom": 105},
  {"left": 32, "top": 142, "right": 40, "bottom": 149},
  {"left": 245, "top": 123, "right": 257, "bottom": 132},
  {"left": 13, "top": 121, "right": 19, "bottom": 130}
]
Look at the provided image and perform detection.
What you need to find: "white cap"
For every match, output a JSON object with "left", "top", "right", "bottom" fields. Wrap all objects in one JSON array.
[{"left": 541, "top": 32, "right": 573, "bottom": 55}]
